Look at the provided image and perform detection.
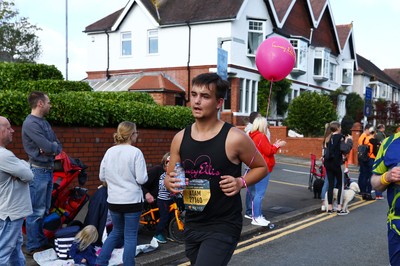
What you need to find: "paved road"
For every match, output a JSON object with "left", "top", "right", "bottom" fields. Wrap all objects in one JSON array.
[
  {"left": 229, "top": 198, "right": 388, "bottom": 265},
  {"left": 25, "top": 155, "right": 364, "bottom": 265}
]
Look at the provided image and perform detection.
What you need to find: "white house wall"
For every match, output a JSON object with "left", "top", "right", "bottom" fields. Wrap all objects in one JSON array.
[{"left": 228, "top": 0, "right": 272, "bottom": 69}]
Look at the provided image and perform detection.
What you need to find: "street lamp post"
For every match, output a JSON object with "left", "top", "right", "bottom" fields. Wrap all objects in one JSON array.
[{"left": 65, "top": 0, "right": 69, "bottom": 80}]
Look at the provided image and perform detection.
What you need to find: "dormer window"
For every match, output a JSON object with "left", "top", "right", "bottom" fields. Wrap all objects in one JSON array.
[
  {"left": 290, "top": 39, "right": 307, "bottom": 74},
  {"left": 247, "top": 20, "right": 265, "bottom": 56},
  {"left": 313, "top": 48, "right": 330, "bottom": 81}
]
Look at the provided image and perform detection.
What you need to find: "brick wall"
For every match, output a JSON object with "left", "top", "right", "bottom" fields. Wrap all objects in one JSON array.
[
  {"left": 9, "top": 126, "right": 178, "bottom": 195},
  {"left": 9, "top": 125, "right": 358, "bottom": 195}
]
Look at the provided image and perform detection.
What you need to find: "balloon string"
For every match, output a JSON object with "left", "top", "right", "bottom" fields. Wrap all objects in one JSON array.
[{"left": 266, "top": 80, "right": 273, "bottom": 118}]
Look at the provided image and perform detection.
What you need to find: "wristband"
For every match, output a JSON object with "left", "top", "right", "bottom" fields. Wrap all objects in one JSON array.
[
  {"left": 240, "top": 176, "right": 247, "bottom": 189},
  {"left": 381, "top": 172, "right": 391, "bottom": 186}
]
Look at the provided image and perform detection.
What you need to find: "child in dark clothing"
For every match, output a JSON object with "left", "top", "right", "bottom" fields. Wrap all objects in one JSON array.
[{"left": 69, "top": 225, "right": 98, "bottom": 266}]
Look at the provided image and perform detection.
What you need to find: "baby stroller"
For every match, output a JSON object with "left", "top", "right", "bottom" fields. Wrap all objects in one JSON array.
[
  {"left": 308, "top": 154, "right": 326, "bottom": 191},
  {"left": 23, "top": 151, "right": 90, "bottom": 240}
]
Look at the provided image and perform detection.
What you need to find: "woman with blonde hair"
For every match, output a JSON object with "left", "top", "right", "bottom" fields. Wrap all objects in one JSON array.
[
  {"left": 96, "top": 121, "right": 148, "bottom": 266},
  {"left": 69, "top": 225, "right": 98, "bottom": 266},
  {"left": 248, "top": 117, "right": 286, "bottom": 226}
]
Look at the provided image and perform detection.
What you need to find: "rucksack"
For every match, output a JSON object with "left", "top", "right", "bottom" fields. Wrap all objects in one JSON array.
[{"left": 357, "top": 137, "right": 369, "bottom": 162}]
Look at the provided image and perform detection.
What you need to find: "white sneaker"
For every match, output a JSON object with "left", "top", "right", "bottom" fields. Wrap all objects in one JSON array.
[
  {"left": 321, "top": 205, "right": 326, "bottom": 212},
  {"left": 244, "top": 214, "right": 252, "bottom": 220},
  {"left": 251, "top": 216, "right": 270, "bottom": 227}
]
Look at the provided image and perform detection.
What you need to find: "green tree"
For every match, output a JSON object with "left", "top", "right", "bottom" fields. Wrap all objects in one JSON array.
[
  {"left": 258, "top": 78, "right": 291, "bottom": 117},
  {"left": 341, "top": 115, "right": 354, "bottom": 136},
  {"left": 284, "top": 91, "right": 337, "bottom": 137},
  {"left": 345, "top": 92, "right": 364, "bottom": 122},
  {"left": 0, "top": 0, "right": 41, "bottom": 62},
  {"left": 388, "top": 102, "right": 400, "bottom": 125},
  {"left": 328, "top": 87, "right": 345, "bottom": 108},
  {"left": 374, "top": 98, "right": 389, "bottom": 125}
]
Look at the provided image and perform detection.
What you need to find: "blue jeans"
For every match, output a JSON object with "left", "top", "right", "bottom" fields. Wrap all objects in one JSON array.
[
  {"left": 0, "top": 217, "right": 25, "bottom": 266},
  {"left": 358, "top": 158, "right": 373, "bottom": 194},
  {"left": 26, "top": 168, "right": 53, "bottom": 251},
  {"left": 96, "top": 210, "right": 141, "bottom": 266},
  {"left": 321, "top": 175, "right": 329, "bottom": 200},
  {"left": 253, "top": 173, "right": 271, "bottom": 218},
  {"left": 245, "top": 185, "right": 255, "bottom": 216}
]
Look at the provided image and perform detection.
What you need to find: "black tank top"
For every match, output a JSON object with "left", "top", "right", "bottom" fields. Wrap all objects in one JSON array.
[{"left": 180, "top": 122, "right": 242, "bottom": 237}]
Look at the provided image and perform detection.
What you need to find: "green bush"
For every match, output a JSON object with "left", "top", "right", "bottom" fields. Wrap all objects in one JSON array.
[
  {"left": 284, "top": 91, "right": 337, "bottom": 137},
  {"left": 0, "top": 62, "right": 63, "bottom": 89},
  {"left": 91, "top": 91, "right": 156, "bottom": 105},
  {"left": 341, "top": 115, "right": 354, "bottom": 136},
  {"left": 9, "top": 80, "right": 93, "bottom": 93},
  {"left": 0, "top": 62, "right": 194, "bottom": 129},
  {"left": 345, "top": 92, "right": 364, "bottom": 122},
  {"left": 0, "top": 90, "right": 194, "bottom": 129}
]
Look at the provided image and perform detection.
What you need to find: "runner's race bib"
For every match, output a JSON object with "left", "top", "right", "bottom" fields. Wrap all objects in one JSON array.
[{"left": 183, "top": 179, "right": 210, "bottom": 212}]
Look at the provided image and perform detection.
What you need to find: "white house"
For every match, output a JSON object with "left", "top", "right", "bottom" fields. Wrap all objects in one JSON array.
[{"left": 84, "top": 0, "right": 357, "bottom": 126}]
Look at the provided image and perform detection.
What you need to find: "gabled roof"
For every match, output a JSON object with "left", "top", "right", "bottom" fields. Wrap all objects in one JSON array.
[
  {"left": 268, "top": 0, "right": 295, "bottom": 26},
  {"left": 336, "top": 24, "right": 351, "bottom": 50},
  {"left": 309, "top": 0, "right": 327, "bottom": 23},
  {"left": 84, "top": 0, "right": 244, "bottom": 33},
  {"left": 384, "top": 69, "right": 400, "bottom": 86},
  {"left": 152, "top": 0, "right": 244, "bottom": 25},
  {"left": 357, "top": 54, "right": 399, "bottom": 88},
  {"left": 336, "top": 23, "right": 357, "bottom": 68},
  {"left": 266, "top": 0, "right": 341, "bottom": 55},
  {"left": 84, "top": 8, "right": 124, "bottom": 33}
]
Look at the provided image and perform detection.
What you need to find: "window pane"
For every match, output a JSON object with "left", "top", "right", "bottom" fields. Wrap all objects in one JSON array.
[
  {"left": 148, "top": 30, "right": 158, "bottom": 54},
  {"left": 122, "top": 41, "right": 132, "bottom": 56},
  {"left": 342, "top": 68, "right": 352, "bottom": 84},
  {"left": 314, "top": 58, "right": 322, "bottom": 75},
  {"left": 239, "top": 79, "right": 244, "bottom": 112},
  {"left": 248, "top": 32, "right": 262, "bottom": 54},
  {"left": 248, "top": 20, "right": 264, "bottom": 55},
  {"left": 251, "top": 80, "right": 257, "bottom": 111},
  {"left": 224, "top": 88, "right": 231, "bottom": 110},
  {"left": 330, "top": 63, "right": 336, "bottom": 81},
  {"left": 149, "top": 38, "right": 158, "bottom": 54},
  {"left": 290, "top": 40, "right": 299, "bottom": 68},
  {"left": 245, "top": 80, "right": 250, "bottom": 113},
  {"left": 121, "top": 32, "right": 132, "bottom": 56}
]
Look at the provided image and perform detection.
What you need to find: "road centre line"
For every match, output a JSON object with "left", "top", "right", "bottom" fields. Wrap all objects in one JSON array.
[
  {"left": 282, "top": 169, "right": 309, "bottom": 175},
  {"left": 270, "top": 179, "right": 308, "bottom": 188},
  {"left": 234, "top": 199, "right": 375, "bottom": 254}
]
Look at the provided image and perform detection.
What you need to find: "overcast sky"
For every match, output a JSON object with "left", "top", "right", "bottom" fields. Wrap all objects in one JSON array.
[{"left": 13, "top": 0, "right": 400, "bottom": 81}]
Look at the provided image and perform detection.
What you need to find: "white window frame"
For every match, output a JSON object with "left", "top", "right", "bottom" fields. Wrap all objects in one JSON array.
[
  {"left": 341, "top": 60, "right": 354, "bottom": 85},
  {"left": 247, "top": 20, "right": 265, "bottom": 56},
  {"left": 329, "top": 62, "right": 337, "bottom": 82},
  {"left": 239, "top": 78, "right": 258, "bottom": 113},
  {"left": 380, "top": 84, "right": 388, "bottom": 99},
  {"left": 290, "top": 39, "right": 307, "bottom": 72},
  {"left": 148, "top": 29, "right": 158, "bottom": 54},
  {"left": 121, "top": 32, "right": 132, "bottom": 56},
  {"left": 313, "top": 48, "right": 330, "bottom": 80}
]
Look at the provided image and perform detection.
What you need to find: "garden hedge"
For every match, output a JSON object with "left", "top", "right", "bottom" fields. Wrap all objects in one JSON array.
[
  {"left": 0, "top": 63, "right": 194, "bottom": 129},
  {"left": 0, "top": 90, "right": 194, "bottom": 129}
]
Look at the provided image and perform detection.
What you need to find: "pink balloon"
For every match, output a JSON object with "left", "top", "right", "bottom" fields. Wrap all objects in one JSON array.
[{"left": 255, "top": 36, "right": 296, "bottom": 81}]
